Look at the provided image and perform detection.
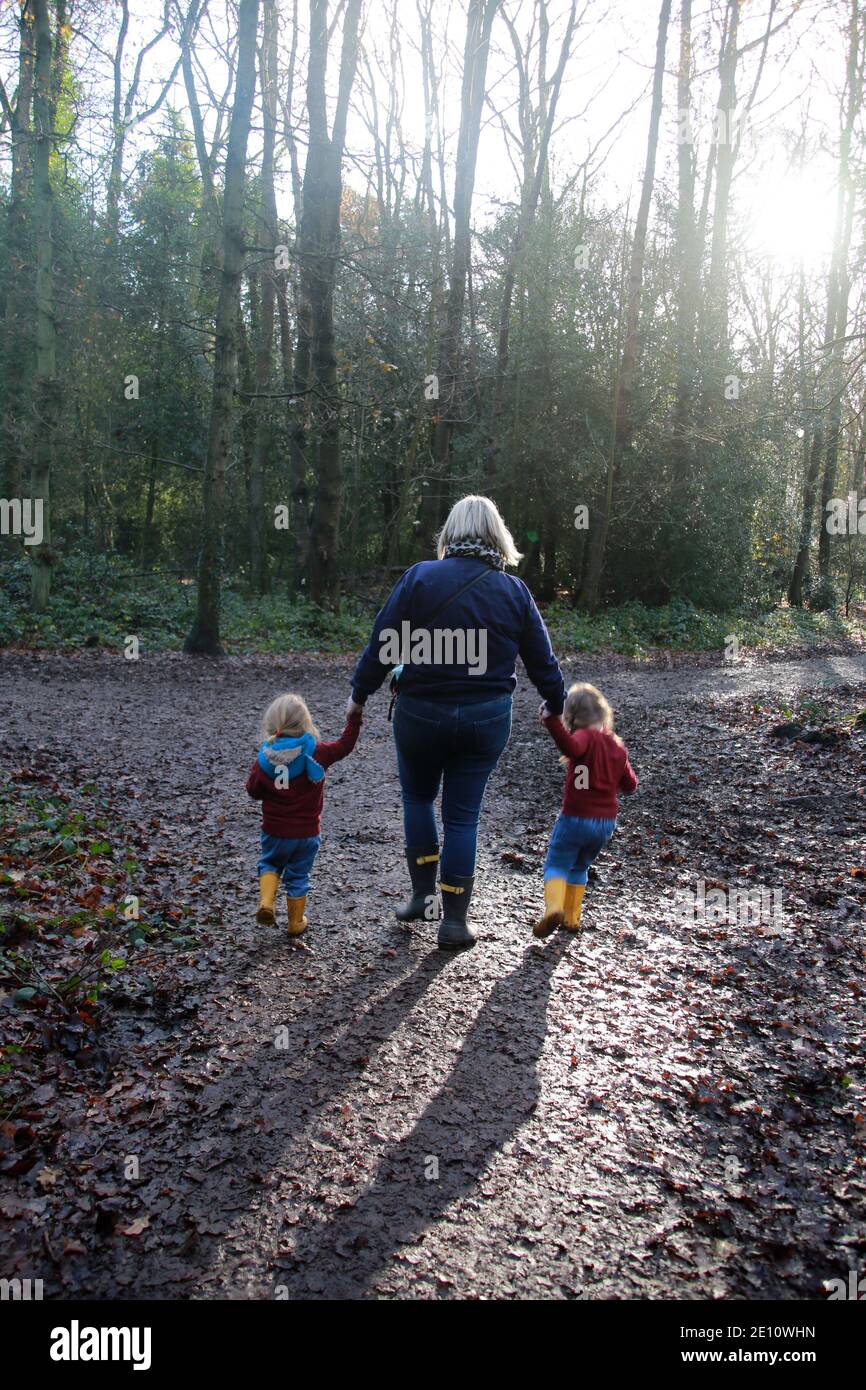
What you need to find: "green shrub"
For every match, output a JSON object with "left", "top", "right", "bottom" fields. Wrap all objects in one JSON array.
[
  {"left": 0, "top": 552, "right": 857, "bottom": 658},
  {"left": 0, "top": 552, "right": 372, "bottom": 654},
  {"left": 804, "top": 576, "right": 839, "bottom": 613},
  {"left": 544, "top": 597, "right": 855, "bottom": 656}
]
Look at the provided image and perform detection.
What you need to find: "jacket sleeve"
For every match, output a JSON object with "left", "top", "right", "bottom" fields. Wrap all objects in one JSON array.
[
  {"left": 245, "top": 761, "right": 266, "bottom": 800},
  {"left": 618, "top": 756, "right": 638, "bottom": 795},
  {"left": 314, "top": 710, "right": 363, "bottom": 769},
  {"left": 541, "top": 714, "right": 590, "bottom": 760},
  {"left": 518, "top": 585, "right": 566, "bottom": 715},
  {"left": 350, "top": 570, "right": 414, "bottom": 703}
]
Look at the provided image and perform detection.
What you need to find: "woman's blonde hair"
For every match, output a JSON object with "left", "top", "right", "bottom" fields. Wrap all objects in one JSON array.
[
  {"left": 261, "top": 693, "right": 319, "bottom": 743},
  {"left": 562, "top": 682, "right": 614, "bottom": 733},
  {"left": 436, "top": 494, "right": 523, "bottom": 567}
]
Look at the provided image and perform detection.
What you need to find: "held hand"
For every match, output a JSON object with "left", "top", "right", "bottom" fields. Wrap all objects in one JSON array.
[
  {"left": 538, "top": 700, "right": 550, "bottom": 723},
  {"left": 346, "top": 695, "right": 363, "bottom": 719}
]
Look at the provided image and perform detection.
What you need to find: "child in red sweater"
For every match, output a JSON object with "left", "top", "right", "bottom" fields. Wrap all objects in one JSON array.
[
  {"left": 245, "top": 693, "right": 362, "bottom": 937},
  {"left": 534, "top": 682, "right": 637, "bottom": 937}
]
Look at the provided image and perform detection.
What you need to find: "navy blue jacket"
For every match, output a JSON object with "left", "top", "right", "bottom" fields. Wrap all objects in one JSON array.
[{"left": 351, "top": 557, "right": 566, "bottom": 713}]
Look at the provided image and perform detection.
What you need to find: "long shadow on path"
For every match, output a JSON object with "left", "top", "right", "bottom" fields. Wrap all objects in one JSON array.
[
  {"left": 164, "top": 943, "right": 453, "bottom": 1276},
  {"left": 279, "top": 937, "right": 570, "bottom": 1298}
]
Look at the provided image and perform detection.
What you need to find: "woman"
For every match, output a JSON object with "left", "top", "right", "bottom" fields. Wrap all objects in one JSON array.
[{"left": 349, "top": 495, "right": 566, "bottom": 950}]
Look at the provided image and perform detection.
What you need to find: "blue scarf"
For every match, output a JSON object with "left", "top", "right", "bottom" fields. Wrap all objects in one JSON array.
[{"left": 257, "top": 732, "right": 324, "bottom": 783}]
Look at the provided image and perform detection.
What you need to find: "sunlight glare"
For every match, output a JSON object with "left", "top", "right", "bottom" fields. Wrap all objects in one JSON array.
[{"left": 743, "top": 169, "right": 836, "bottom": 270}]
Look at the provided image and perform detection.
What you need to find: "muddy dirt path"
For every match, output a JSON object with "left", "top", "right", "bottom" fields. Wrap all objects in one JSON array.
[{"left": 1, "top": 650, "right": 864, "bottom": 1300}]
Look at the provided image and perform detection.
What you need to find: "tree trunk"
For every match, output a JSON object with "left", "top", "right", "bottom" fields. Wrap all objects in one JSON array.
[
  {"left": 419, "top": 0, "right": 500, "bottom": 548},
  {"left": 239, "top": 287, "right": 259, "bottom": 584},
  {"left": 486, "top": 0, "right": 577, "bottom": 486},
  {"left": 788, "top": 266, "right": 816, "bottom": 607},
  {"left": 818, "top": 0, "right": 861, "bottom": 582},
  {"left": 185, "top": 0, "right": 260, "bottom": 654},
  {"left": 30, "top": 0, "right": 61, "bottom": 612},
  {"left": 300, "top": 0, "right": 363, "bottom": 606},
  {"left": 790, "top": 0, "right": 860, "bottom": 597},
  {"left": 279, "top": 273, "right": 310, "bottom": 593},
  {"left": 699, "top": 0, "right": 778, "bottom": 392},
  {"left": 178, "top": 0, "right": 223, "bottom": 315},
  {"left": 671, "top": 0, "right": 699, "bottom": 485},
  {"left": 140, "top": 449, "right": 159, "bottom": 570},
  {"left": 248, "top": 0, "right": 279, "bottom": 595},
  {"left": 3, "top": 2, "right": 35, "bottom": 513},
  {"left": 704, "top": 0, "right": 740, "bottom": 362},
  {"left": 579, "top": 0, "right": 671, "bottom": 611}
]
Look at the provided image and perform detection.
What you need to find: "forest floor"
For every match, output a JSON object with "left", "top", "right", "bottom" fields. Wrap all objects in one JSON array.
[{"left": 1, "top": 649, "right": 865, "bottom": 1300}]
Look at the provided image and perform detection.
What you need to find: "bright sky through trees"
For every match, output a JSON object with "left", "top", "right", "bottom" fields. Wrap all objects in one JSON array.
[
  {"left": 1, "top": 0, "right": 862, "bottom": 628},
  {"left": 26, "top": 0, "right": 847, "bottom": 264}
]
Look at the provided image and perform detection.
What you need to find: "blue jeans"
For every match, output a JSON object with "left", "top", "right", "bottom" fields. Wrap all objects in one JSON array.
[
  {"left": 258, "top": 833, "right": 321, "bottom": 896},
  {"left": 543, "top": 814, "right": 616, "bottom": 886},
  {"left": 392, "top": 692, "right": 512, "bottom": 878}
]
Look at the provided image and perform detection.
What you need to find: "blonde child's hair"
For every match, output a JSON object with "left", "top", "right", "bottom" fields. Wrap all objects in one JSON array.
[
  {"left": 559, "top": 682, "right": 618, "bottom": 763},
  {"left": 436, "top": 494, "right": 523, "bottom": 567},
  {"left": 562, "top": 682, "right": 614, "bottom": 733},
  {"left": 261, "top": 693, "right": 319, "bottom": 743}
]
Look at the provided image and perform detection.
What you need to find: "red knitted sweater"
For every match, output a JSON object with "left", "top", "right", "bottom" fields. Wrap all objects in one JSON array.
[{"left": 542, "top": 714, "right": 638, "bottom": 819}]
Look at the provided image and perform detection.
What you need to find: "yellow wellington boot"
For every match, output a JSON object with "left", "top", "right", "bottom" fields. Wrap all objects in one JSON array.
[
  {"left": 533, "top": 877, "right": 567, "bottom": 938},
  {"left": 256, "top": 872, "right": 280, "bottom": 925},
  {"left": 563, "top": 883, "right": 586, "bottom": 931},
  {"left": 286, "top": 895, "right": 309, "bottom": 938}
]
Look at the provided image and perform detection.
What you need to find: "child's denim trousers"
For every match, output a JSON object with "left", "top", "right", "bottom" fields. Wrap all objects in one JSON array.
[
  {"left": 543, "top": 813, "right": 616, "bottom": 886},
  {"left": 258, "top": 833, "right": 321, "bottom": 896}
]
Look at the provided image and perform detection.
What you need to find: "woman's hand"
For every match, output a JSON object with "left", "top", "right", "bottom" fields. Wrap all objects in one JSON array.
[
  {"left": 538, "top": 700, "right": 550, "bottom": 723},
  {"left": 346, "top": 695, "right": 364, "bottom": 718}
]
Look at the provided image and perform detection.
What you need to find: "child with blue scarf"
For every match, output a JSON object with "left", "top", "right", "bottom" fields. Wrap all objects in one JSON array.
[{"left": 246, "top": 692, "right": 362, "bottom": 937}]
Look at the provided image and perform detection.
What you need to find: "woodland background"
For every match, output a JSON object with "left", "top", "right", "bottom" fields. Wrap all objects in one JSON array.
[
  {"left": 2, "top": 1, "right": 866, "bottom": 1309},
  {"left": 1, "top": 0, "right": 865, "bottom": 655}
]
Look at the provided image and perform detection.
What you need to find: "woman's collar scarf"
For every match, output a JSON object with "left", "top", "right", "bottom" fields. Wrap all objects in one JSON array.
[{"left": 443, "top": 540, "right": 505, "bottom": 571}]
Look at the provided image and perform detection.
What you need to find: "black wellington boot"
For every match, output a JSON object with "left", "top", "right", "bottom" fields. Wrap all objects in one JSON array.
[
  {"left": 438, "top": 874, "right": 476, "bottom": 950},
  {"left": 395, "top": 847, "right": 440, "bottom": 922}
]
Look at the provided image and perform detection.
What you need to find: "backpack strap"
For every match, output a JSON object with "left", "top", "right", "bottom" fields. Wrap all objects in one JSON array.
[
  {"left": 422, "top": 566, "right": 493, "bottom": 625},
  {"left": 387, "top": 566, "right": 495, "bottom": 722}
]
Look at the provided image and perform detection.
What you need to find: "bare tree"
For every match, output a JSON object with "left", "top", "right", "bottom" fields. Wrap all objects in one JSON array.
[
  {"left": 106, "top": 1, "right": 181, "bottom": 245},
  {"left": 185, "top": 0, "right": 261, "bottom": 654},
  {"left": 247, "top": 0, "right": 280, "bottom": 594},
  {"left": 419, "top": 0, "right": 501, "bottom": 547},
  {"left": 274, "top": 0, "right": 311, "bottom": 591},
  {"left": 790, "top": 0, "right": 862, "bottom": 601},
  {"left": 296, "top": 0, "right": 363, "bottom": 605},
  {"left": 699, "top": 0, "right": 781, "bottom": 379},
  {"left": 29, "top": 0, "right": 66, "bottom": 611},
  {"left": 671, "top": 0, "right": 698, "bottom": 484},
  {"left": 818, "top": 0, "right": 863, "bottom": 582},
  {"left": 578, "top": 0, "right": 671, "bottom": 611},
  {"left": 486, "top": 0, "right": 579, "bottom": 483},
  {"left": 1, "top": 1, "right": 35, "bottom": 509}
]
